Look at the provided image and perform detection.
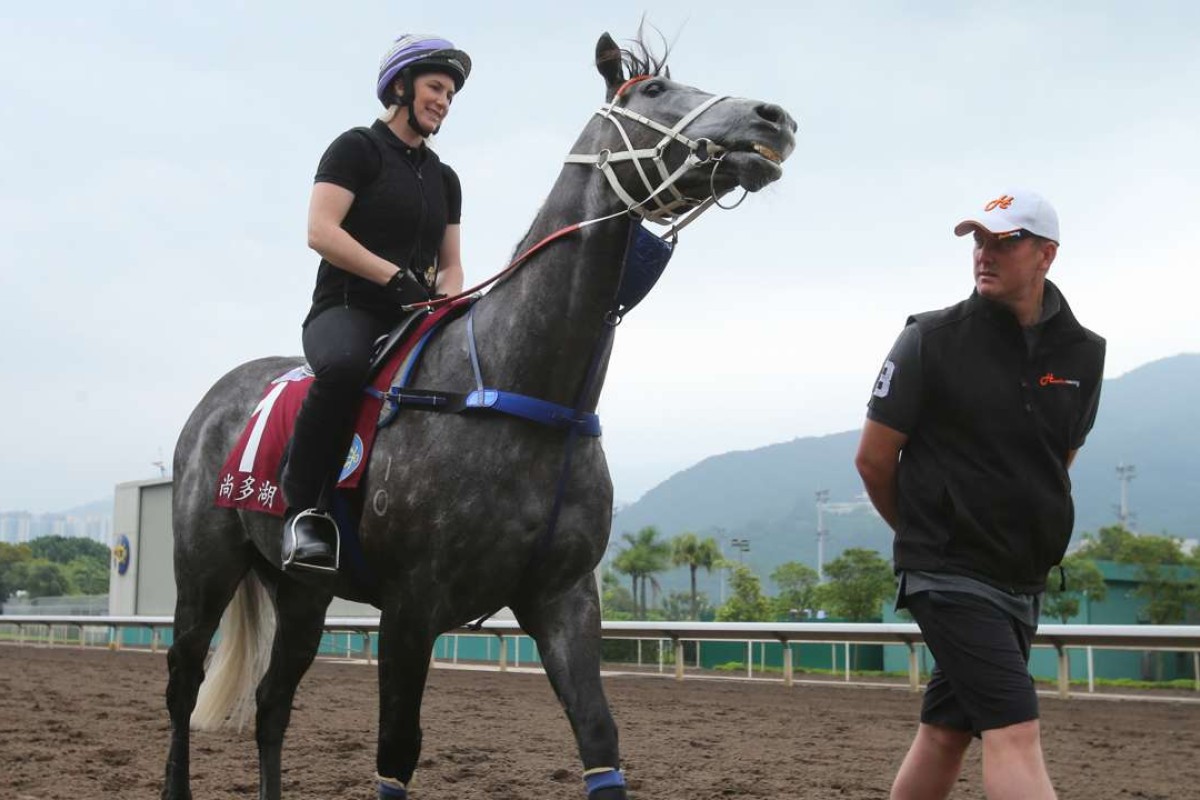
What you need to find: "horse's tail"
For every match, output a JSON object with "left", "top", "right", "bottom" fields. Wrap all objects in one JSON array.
[{"left": 191, "top": 569, "right": 276, "bottom": 732}]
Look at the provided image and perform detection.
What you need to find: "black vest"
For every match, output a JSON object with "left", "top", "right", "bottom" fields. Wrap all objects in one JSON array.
[
  {"left": 307, "top": 123, "right": 450, "bottom": 324},
  {"left": 894, "top": 283, "right": 1105, "bottom": 593}
]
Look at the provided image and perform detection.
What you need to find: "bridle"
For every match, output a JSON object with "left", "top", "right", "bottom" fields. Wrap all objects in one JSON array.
[
  {"left": 403, "top": 74, "right": 745, "bottom": 312},
  {"left": 564, "top": 74, "right": 745, "bottom": 236}
]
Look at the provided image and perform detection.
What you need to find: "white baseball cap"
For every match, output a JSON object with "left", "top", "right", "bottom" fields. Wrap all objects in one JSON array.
[{"left": 954, "top": 189, "right": 1060, "bottom": 243}]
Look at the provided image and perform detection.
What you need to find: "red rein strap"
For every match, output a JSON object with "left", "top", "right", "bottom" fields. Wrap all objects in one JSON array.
[{"left": 403, "top": 222, "right": 585, "bottom": 312}]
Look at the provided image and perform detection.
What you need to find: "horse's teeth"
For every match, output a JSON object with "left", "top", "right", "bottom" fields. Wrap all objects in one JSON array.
[{"left": 752, "top": 143, "right": 782, "bottom": 163}]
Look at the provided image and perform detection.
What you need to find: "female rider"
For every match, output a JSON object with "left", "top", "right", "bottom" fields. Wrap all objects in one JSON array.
[{"left": 282, "top": 35, "right": 470, "bottom": 572}]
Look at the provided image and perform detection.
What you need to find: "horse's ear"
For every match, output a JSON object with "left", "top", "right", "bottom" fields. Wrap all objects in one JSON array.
[{"left": 596, "top": 33, "right": 624, "bottom": 101}]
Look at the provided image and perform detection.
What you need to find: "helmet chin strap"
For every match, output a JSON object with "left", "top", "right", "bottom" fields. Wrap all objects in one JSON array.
[
  {"left": 406, "top": 104, "right": 438, "bottom": 138},
  {"left": 397, "top": 70, "right": 439, "bottom": 139}
]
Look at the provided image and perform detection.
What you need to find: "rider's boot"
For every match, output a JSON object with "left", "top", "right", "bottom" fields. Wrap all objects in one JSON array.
[{"left": 281, "top": 507, "right": 340, "bottom": 574}]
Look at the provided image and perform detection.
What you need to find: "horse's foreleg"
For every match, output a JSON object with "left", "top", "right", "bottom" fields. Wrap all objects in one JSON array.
[
  {"left": 514, "top": 574, "right": 628, "bottom": 800},
  {"left": 374, "top": 613, "right": 435, "bottom": 800},
  {"left": 254, "top": 575, "right": 333, "bottom": 800},
  {"left": 163, "top": 555, "right": 251, "bottom": 800}
]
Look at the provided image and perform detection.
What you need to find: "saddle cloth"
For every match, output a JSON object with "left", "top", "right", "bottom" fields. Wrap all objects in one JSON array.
[{"left": 214, "top": 301, "right": 467, "bottom": 517}]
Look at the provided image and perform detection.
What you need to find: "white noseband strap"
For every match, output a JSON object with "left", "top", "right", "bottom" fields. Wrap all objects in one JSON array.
[{"left": 564, "top": 92, "right": 729, "bottom": 226}]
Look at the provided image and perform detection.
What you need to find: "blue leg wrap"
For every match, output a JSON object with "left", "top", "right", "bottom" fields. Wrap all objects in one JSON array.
[
  {"left": 377, "top": 775, "right": 408, "bottom": 799},
  {"left": 584, "top": 768, "right": 626, "bottom": 794}
]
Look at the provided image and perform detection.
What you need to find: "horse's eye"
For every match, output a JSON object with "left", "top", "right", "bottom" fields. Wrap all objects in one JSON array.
[{"left": 643, "top": 81, "right": 666, "bottom": 97}]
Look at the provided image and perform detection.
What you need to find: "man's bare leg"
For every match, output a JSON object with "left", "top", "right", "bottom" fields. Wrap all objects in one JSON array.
[
  {"left": 981, "top": 719, "right": 1056, "bottom": 800},
  {"left": 890, "top": 722, "right": 973, "bottom": 800}
]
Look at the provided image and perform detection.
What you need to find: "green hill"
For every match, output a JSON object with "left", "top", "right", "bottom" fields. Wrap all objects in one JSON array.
[{"left": 609, "top": 353, "right": 1200, "bottom": 600}]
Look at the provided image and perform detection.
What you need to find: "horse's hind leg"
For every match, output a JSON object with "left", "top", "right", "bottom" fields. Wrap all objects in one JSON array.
[
  {"left": 163, "top": 534, "right": 254, "bottom": 800},
  {"left": 513, "top": 574, "right": 628, "bottom": 800},
  {"left": 254, "top": 573, "right": 333, "bottom": 800}
]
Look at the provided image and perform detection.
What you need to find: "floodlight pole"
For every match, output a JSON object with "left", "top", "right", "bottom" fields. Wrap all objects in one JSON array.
[
  {"left": 815, "top": 489, "right": 830, "bottom": 582},
  {"left": 1116, "top": 463, "right": 1136, "bottom": 531}
]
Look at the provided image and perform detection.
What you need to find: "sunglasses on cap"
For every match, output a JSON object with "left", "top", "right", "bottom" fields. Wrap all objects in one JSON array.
[{"left": 973, "top": 229, "right": 1039, "bottom": 250}]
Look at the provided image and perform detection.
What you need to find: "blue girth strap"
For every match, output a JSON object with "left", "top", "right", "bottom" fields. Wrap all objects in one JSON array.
[
  {"left": 463, "top": 389, "right": 601, "bottom": 436},
  {"left": 463, "top": 304, "right": 602, "bottom": 436},
  {"left": 370, "top": 302, "right": 601, "bottom": 438}
]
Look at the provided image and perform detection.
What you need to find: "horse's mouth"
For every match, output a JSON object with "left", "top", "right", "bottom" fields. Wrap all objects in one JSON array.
[
  {"left": 719, "top": 145, "right": 786, "bottom": 192},
  {"left": 751, "top": 143, "right": 783, "bottom": 164}
]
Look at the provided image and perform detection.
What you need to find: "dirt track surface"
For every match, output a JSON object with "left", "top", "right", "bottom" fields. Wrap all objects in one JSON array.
[{"left": 1, "top": 645, "right": 1197, "bottom": 799}]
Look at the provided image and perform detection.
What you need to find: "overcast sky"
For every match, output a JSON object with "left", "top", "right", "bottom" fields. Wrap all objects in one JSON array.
[{"left": 2, "top": 1, "right": 1197, "bottom": 513}]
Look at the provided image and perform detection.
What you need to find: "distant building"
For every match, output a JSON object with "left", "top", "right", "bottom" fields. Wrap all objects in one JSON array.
[
  {"left": 0, "top": 512, "right": 34, "bottom": 544},
  {"left": 0, "top": 510, "right": 111, "bottom": 546}
]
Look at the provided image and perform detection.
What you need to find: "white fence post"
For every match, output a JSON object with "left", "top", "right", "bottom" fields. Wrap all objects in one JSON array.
[
  {"left": 1087, "top": 646, "right": 1095, "bottom": 693},
  {"left": 907, "top": 643, "right": 920, "bottom": 692}
]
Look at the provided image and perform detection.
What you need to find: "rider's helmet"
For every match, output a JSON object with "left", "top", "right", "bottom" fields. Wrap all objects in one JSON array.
[{"left": 376, "top": 34, "right": 472, "bottom": 108}]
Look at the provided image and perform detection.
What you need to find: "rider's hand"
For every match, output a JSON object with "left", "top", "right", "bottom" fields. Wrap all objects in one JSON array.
[{"left": 385, "top": 269, "right": 429, "bottom": 305}]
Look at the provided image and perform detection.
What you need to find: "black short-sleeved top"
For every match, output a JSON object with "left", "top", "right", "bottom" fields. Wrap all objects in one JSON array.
[{"left": 305, "top": 119, "right": 462, "bottom": 324}]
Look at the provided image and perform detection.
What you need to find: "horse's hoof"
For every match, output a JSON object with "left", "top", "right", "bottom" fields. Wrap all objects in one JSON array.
[
  {"left": 589, "top": 788, "right": 628, "bottom": 800},
  {"left": 377, "top": 775, "right": 408, "bottom": 799}
]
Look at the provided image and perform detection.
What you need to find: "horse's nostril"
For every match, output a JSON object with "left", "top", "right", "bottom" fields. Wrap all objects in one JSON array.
[{"left": 756, "top": 103, "right": 786, "bottom": 125}]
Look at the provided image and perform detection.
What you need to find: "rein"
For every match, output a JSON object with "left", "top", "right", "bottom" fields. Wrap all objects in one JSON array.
[{"left": 403, "top": 75, "right": 738, "bottom": 313}]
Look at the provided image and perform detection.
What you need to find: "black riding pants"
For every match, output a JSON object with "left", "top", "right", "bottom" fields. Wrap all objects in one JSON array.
[{"left": 282, "top": 305, "right": 391, "bottom": 511}]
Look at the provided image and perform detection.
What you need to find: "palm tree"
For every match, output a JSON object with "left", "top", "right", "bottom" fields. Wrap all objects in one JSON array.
[
  {"left": 671, "top": 532, "right": 721, "bottom": 620},
  {"left": 611, "top": 548, "right": 639, "bottom": 609},
  {"left": 615, "top": 526, "right": 671, "bottom": 617}
]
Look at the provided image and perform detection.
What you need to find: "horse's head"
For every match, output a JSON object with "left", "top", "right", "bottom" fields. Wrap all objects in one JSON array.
[{"left": 567, "top": 32, "right": 798, "bottom": 225}]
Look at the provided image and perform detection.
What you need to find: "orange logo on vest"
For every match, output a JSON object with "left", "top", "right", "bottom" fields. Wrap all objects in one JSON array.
[{"left": 985, "top": 195, "right": 1014, "bottom": 212}]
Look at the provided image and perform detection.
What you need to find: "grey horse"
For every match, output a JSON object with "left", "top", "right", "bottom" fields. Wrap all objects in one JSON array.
[{"left": 163, "top": 31, "right": 796, "bottom": 800}]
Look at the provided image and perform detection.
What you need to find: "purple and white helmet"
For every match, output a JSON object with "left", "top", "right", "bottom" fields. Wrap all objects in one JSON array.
[{"left": 376, "top": 34, "right": 472, "bottom": 106}]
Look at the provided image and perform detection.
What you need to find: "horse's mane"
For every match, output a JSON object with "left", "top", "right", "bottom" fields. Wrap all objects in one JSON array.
[{"left": 619, "top": 24, "right": 672, "bottom": 79}]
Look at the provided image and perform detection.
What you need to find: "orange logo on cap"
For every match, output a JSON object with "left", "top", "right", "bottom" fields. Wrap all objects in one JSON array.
[{"left": 985, "top": 195, "right": 1015, "bottom": 212}]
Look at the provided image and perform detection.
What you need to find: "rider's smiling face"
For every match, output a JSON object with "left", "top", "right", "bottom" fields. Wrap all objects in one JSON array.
[{"left": 406, "top": 72, "right": 455, "bottom": 133}]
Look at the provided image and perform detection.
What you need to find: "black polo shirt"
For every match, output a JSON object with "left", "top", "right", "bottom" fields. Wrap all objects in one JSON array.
[{"left": 306, "top": 120, "right": 462, "bottom": 324}]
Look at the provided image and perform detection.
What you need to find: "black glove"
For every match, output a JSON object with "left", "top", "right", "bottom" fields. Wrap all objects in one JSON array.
[{"left": 385, "top": 269, "right": 429, "bottom": 305}]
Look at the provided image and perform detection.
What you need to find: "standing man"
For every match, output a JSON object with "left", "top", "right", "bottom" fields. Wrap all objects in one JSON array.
[{"left": 855, "top": 190, "right": 1105, "bottom": 800}]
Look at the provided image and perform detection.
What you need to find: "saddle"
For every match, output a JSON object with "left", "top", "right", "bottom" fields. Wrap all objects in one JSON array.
[{"left": 214, "top": 299, "right": 473, "bottom": 519}]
